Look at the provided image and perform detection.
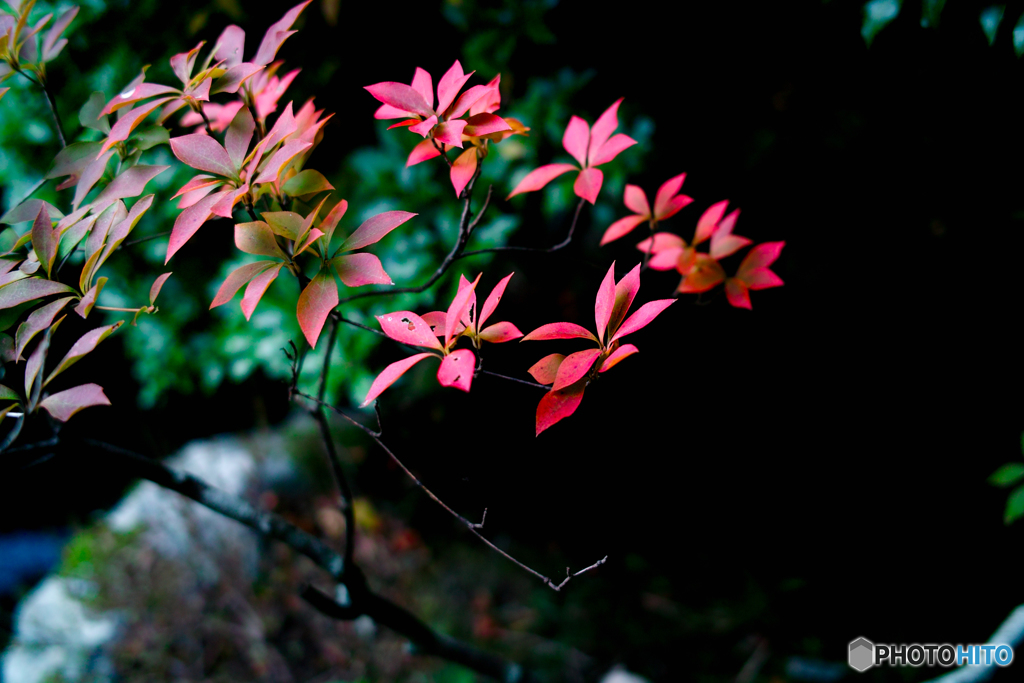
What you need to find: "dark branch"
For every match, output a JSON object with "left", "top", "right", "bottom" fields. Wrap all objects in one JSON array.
[
  {"left": 458, "top": 197, "right": 587, "bottom": 259},
  {"left": 479, "top": 369, "right": 549, "bottom": 391}
]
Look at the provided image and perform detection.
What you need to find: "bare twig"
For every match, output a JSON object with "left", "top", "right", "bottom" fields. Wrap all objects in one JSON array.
[
  {"left": 15, "top": 67, "right": 67, "bottom": 148},
  {"left": 457, "top": 197, "right": 587, "bottom": 259},
  {"left": 292, "top": 391, "right": 606, "bottom": 592},
  {"left": 197, "top": 105, "right": 216, "bottom": 138},
  {"left": 122, "top": 230, "right": 172, "bottom": 247},
  {"left": 478, "top": 370, "right": 549, "bottom": 391},
  {"left": 334, "top": 175, "right": 487, "bottom": 307}
]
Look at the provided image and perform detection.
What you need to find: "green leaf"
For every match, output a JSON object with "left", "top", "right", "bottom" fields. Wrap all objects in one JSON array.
[
  {"left": 131, "top": 125, "right": 169, "bottom": 151},
  {"left": 1005, "top": 485, "right": 1024, "bottom": 524},
  {"left": 981, "top": 5, "right": 1005, "bottom": 46},
  {"left": 989, "top": 463, "right": 1024, "bottom": 487},
  {"left": 283, "top": 169, "right": 334, "bottom": 197},
  {"left": 0, "top": 384, "right": 18, "bottom": 401},
  {"left": 79, "top": 92, "right": 110, "bottom": 134}
]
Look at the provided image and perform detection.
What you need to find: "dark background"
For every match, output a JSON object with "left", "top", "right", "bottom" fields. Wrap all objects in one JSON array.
[{"left": 3, "top": 0, "right": 1024, "bottom": 681}]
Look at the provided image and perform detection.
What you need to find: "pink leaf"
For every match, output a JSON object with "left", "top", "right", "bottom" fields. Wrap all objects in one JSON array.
[
  {"left": 252, "top": 0, "right": 312, "bottom": 67},
  {"left": 31, "top": 205, "right": 57, "bottom": 277},
  {"left": 694, "top": 200, "right": 728, "bottom": 245},
  {"left": 599, "top": 344, "right": 638, "bottom": 372},
  {"left": 171, "top": 134, "right": 237, "bottom": 177},
  {"left": 594, "top": 262, "right": 616, "bottom": 343},
  {"left": 608, "top": 263, "right": 641, "bottom": 337},
  {"left": 294, "top": 227, "right": 324, "bottom": 256},
  {"left": 589, "top": 133, "right": 637, "bottom": 167},
  {"left": 434, "top": 120, "right": 467, "bottom": 148},
  {"left": 478, "top": 272, "right": 513, "bottom": 328},
  {"left": 587, "top": 99, "right": 622, "bottom": 163},
  {"left": 436, "top": 348, "right": 474, "bottom": 392},
  {"left": 573, "top": 167, "right": 603, "bottom": 204},
  {"left": 562, "top": 116, "right": 590, "bottom": 167},
  {"left": 600, "top": 215, "right": 647, "bottom": 246},
  {"left": 42, "top": 6, "right": 77, "bottom": 62},
  {"left": 364, "top": 82, "right": 433, "bottom": 117},
  {"left": 407, "top": 139, "right": 442, "bottom": 167},
  {"left": 656, "top": 194, "right": 693, "bottom": 221},
  {"left": 212, "top": 24, "right": 246, "bottom": 68},
  {"left": 361, "top": 353, "right": 435, "bottom": 407},
  {"left": 331, "top": 253, "right": 393, "bottom": 287},
  {"left": 521, "top": 322, "right": 598, "bottom": 343},
  {"left": 737, "top": 241, "right": 785, "bottom": 276},
  {"left": 253, "top": 140, "right": 311, "bottom": 184},
  {"left": 710, "top": 231, "right": 752, "bottom": 260},
  {"left": 648, "top": 247, "right": 685, "bottom": 271},
  {"left": 552, "top": 348, "right": 601, "bottom": 391},
  {"left": 38, "top": 384, "right": 110, "bottom": 422},
  {"left": 210, "top": 260, "right": 276, "bottom": 308},
  {"left": 209, "top": 183, "right": 250, "bottom": 219},
  {"left": 421, "top": 311, "right": 446, "bottom": 336},
  {"left": 341, "top": 210, "right": 415, "bottom": 252},
  {"left": 462, "top": 113, "right": 511, "bottom": 137},
  {"left": 149, "top": 272, "right": 172, "bottom": 305},
  {"left": 623, "top": 184, "right": 649, "bottom": 216},
  {"left": 91, "top": 165, "right": 169, "bottom": 214},
  {"left": 165, "top": 190, "right": 229, "bottom": 263},
  {"left": 725, "top": 278, "right": 751, "bottom": 309},
  {"left": 450, "top": 148, "right": 477, "bottom": 198},
  {"left": 653, "top": 173, "right": 687, "bottom": 217},
  {"left": 235, "top": 221, "right": 286, "bottom": 258},
  {"left": 478, "top": 321, "right": 523, "bottom": 343},
  {"left": 241, "top": 263, "right": 284, "bottom": 319},
  {"left": 528, "top": 353, "right": 565, "bottom": 385},
  {"left": 610, "top": 299, "right": 675, "bottom": 343},
  {"left": 376, "top": 311, "right": 443, "bottom": 350},
  {"left": 408, "top": 115, "right": 438, "bottom": 137},
  {"left": 172, "top": 174, "right": 221, "bottom": 200},
  {"left": 449, "top": 84, "right": 493, "bottom": 119},
  {"left": 101, "top": 82, "right": 179, "bottom": 116},
  {"left": 445, "top": 273, "right": 480, "bottom": 347},
  {"left": 46, "top": 321, "right": 123, "bottom": 385},
  {"left": 507, "top": 164, "right": 578, "bottom": 199},
  {"left": 225, "top": 106, "right": 255, "bottom": 169},
  {"left": 14, "top": 296, "right": 74, "bottom": 361},
  {"left": 436, "top": 60, "right": 473, "bottom": 114},
  {"left": 536, "top": 382, "right": 586, "bottom": 436},
  {"left": 213, "top": 63, "right": 262, "bottom": 95},
  {"left": 75, "top": 277, "right": 105, "bottom": 319},
  {"left": 297, "top": 269, "right": 338, "bottom": 348},
  {"left": 0, "top": 279, "right": 74, "bottom": 311},
  {"left": 99, "top": 98, "right": 175, "bottom": 156},
  {"left": 411, "top": 67, "right": 434, "bottom": 109}
]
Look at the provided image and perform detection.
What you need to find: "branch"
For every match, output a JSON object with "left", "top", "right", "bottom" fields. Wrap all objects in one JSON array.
[
  {"left": 921, "top": 603, "right": 1024, "bottom": 683},
  {"left": 334, "top": 177, "right": 489, "bottom": 307},
  {"left": 292, "top": 391, "right": 607, "bottom": 592},
  {"left": 15, "top": 67, "right": 67, "bottom": 148},
  {"left": 457, "top": 197, "right": 587, "bottom": 259},
  {"left": 9, "top": 437, "right": 535, "bottom": 682},
  {"left": 478, "top": 369, "right": 549, "bottom": 391}
]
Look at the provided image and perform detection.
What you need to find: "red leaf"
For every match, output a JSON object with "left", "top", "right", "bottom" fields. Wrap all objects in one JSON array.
[
  {"left": 171, "top": 134, "right": 237, "bottom": 177},
  {"left": 589, "top": 133, "right": 636, "bottom": 167},
  {"left": 331, "top": 253, "right": 392, "bottom": 287},
  {"left": 436, "top": 348, "right": 474, "bottom": 392},
  {"left": 587, "top": 99, "right": 622, "bottom": 163},
  {"left": 38, "top": 384, "right": 110, "bottom": 422},
  {"left": 725, "top": 278, "right": 751, "bottom": 309},
  {"left": 210, "top": 260, "right": 276, "bottom": 308},
  {"left": 101, "top": 82, "right": 179, "bottom": 116},
  {"left": 678, "top": 255, "right": 726, "bottom": 293},
  {"left": 225, "top": 106, "right": 255, "bottom": 169},
  {"left": 521, "top": 322, "right": 598, "bottom": 343},
  {"left": 608, "top": 263, "right": 641, "bottom": 338},
  {"left": 376, "top": 310, "right": 443, "bottom": 350},
  {"left": 241, "top": 263, "right": 284, "bottom": 320},
  {"left": 340, "top": 210, "right": 416, "bottom": 252},
  {"left": 253, "top": 140, "right": 311, "bottom": 184},
  {"left": 654, "top": 173, "right": 687, "bottom": 217},
  {"left": 407, "top": 139, "right": 442, "bottom": 167},
  {"left": 527, "top": 353, "right": 565, "bottom": 385},
  {"left": 296, "top": 269, "right": 338, "bottom": 348},
  {"left": 0, "top": 279, "right": 75, "bottom": 311},
  {"left": 99, "top": 98, "right": 175, "bottom": 156},
  {"left": 478, "top": 272, "right": 513, "bottom": 328},
  {"left": 610, "top": 299, "right": 675, "bottom": 343},
  {"left": 599, "top": 344, "right": 638, "bottom": 372},
  {"left": 552, "top": 348, "right": 601, "bottom": 391},
  {"left": 573, "top": 167, "right": 603, "bottom": 204},
  {"left": 623, "top": 184, "right": 649, "bottom": 216},
  {"left": 478, "top": 321, "right": 523, "bottom": 343},
  {"left": 450, "top": 148, "right": 477, "bottom": 198},
  {"left": 364, "top": 82, "right": 434, "bottom": 118},
  {"left": 149, "top": 272, "right": 172, "bottom": 305},
  {"left": 436, "top": 60, "right": 473, "bottom": 114},
  {"left": 252, "top": 0, "right": 312, "bottom": 66},
  {"left": 562, "top": 116, "right": 590, "bottom": 167},
  {"left": 445, "top": 273, "right": 480, "bottom": 347},
  {"left": 536, "top": 382, "right": 586, "bottom": 436},
  {"left": 507, "top": 164, "right": 578, "bottom": 199},
  {"left": 600, "top": 215, "right": 647, "bottom": 246},
  {"left": 361, "top": 353, "right": 435, "bottom": 407},
  {"left": 594, "top": 262, "right": 616, "bottom": 343},
  {"left": 694, "top": 200, "right": 728, "bottom": 245}
]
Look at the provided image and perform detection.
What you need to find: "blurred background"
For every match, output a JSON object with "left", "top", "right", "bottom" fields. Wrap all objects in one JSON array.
[{"left": 1, "top": 0, "right": 1024, "bottom": 681}]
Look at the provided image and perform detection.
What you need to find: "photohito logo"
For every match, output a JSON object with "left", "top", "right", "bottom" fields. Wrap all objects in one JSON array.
[{"left": 848, "top": 637, "right": 1014, "bottom": 671}]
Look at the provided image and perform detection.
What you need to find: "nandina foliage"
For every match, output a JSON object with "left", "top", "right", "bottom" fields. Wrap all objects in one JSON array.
[{"left": 0, "top": 0, "right": 784, "bottom": 440}]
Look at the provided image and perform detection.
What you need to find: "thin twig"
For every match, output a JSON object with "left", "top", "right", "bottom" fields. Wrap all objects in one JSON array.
[
  {"left": 479, "top": 369, "right": 549, "bottom": 390},
  {"left": 122, "top": 230, "right": 171, "bottom": 247},
  {"left": 15, "top": 67, "right": 67, "bottom": 148},
  {"left": 431, "top": 139, "right": 453, "bottom": 168},
  {"left": 457, "top": 197, "right": 587, "bottom": 259},
  {"left": 198, "top": 105, "right": 215, "bottom": 138},
  {"left": 335, "top": 173, "right": 486, "bottom": 307},
  {"left": 293, "top": 391, "right": 606, "bottom": 592}
]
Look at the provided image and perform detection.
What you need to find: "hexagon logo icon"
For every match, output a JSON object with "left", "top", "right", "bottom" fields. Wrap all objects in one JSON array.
[{"left": 849, "top": 637, "right": 875, "bottom": 672}]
